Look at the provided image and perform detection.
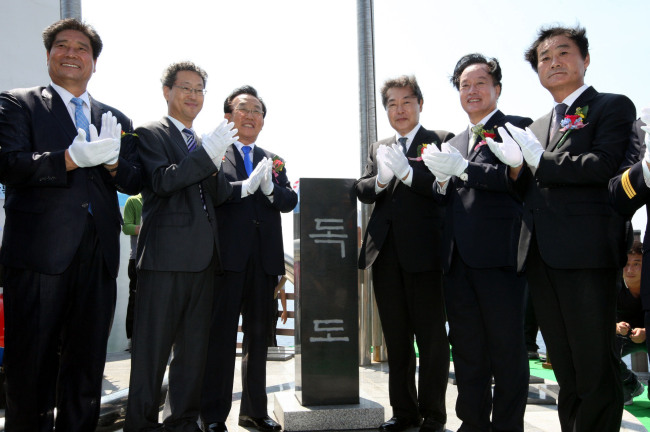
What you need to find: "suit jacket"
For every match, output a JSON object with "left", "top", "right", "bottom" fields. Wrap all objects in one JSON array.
[
  {"left": 215, "top": 144, "right": 297, "bottom": 275},
  {"left": 135, "top": 117, "right": 232, "bottom": 273},
  {"left": 517, "top": 86, "right": 635, "bottom": 271},
  {"left": 355, "top": 126, "right": 454, "bottom": 272},
  {"left": 610, "top": 160, "right": 650, "bottom": 308},
  {"left": 0, "top": 85, "right": 141, "bottom": 277},
  {"left": 440, "top": 111, "right": 532, "bottom": 272}
]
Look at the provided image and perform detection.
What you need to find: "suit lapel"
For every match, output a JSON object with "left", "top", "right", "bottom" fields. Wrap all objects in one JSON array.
[
  {"left": 225, "top": 144, "right": 248, "bottom": 179},
  {"left": 549, "top": 86, "right": 597, "bottom": 152},
  {"left": 252, "top": 145, "right": 265, "bottom": 169},
  {"left": 161, "top": 117, "right": 190, "bottom": 155},
  {"left": 89, "top": 96, "right": 105, "bottom": 131},
  {"left": 533, "top": 111, "right": 554, "bottom": 150},
  {"left": 44, "top": 86, "right": 77, "bottom": 142}
]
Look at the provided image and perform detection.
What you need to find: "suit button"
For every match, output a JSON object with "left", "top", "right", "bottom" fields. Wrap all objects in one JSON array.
[{"left": 81, "top": 202, "right": 89, "bottom": 209}]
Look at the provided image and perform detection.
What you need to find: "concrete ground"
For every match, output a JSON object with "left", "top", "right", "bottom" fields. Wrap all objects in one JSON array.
[{"left": 90, "top": 350, "right": 647, "bottom": 432}]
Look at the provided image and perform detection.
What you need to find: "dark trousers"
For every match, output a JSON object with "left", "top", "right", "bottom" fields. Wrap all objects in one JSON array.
[
  {"left": 126, "top": 258, "right": 137, "bottom": 339},
  {"left": 201, "top": 242, "right": 275, "bottom": 423},
  {"left": 4, "top": 215, "right": 116, "bottom": 432},
  {"left": 524, "top": 284, "right": 540, "bottom": 352},
  {"left": 445, "top": 252, "right": 528, "bottom": 432},
  {"left": 124, "top": 261, "right": 215, "bottom": 432},
  {"left": 526, "top": 237, "right": 622, "bottom": 432},
  {"left": 372, "top": 230, "right": 448, "bottom": 423}
]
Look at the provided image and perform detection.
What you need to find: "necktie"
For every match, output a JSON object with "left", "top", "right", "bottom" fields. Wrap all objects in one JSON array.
[
  {"left": 242, "top": 145, "right": 253, "bottom": 176},
  {"left": 551, "top": 103, "right": 568, "bottom": 139},
  {"left": 397, "top": 137, "right": 407, "bottom": 154},
  {"left": 470, "top": 123, "right": 484, "bottom": 148},
  {"left": 183, "top": 128, "right": 197, "bottom": 152},
  {"left": 182, "top": 128, "right": 207, "bottom": 213},
  {"left": 71, "top": 97, "right": 90, "bottom": 141}
]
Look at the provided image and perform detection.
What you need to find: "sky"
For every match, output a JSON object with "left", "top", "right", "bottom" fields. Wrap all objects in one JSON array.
[{"left": 80, "top": 0, "right": 650, "bottom": 243}]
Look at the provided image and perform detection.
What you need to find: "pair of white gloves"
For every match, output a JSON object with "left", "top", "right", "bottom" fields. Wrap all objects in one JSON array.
[
  {"left": 68, "top": 111, "right": 122, "bottom": 167},
  {"left": 243, "top": 157, "right": 275, "bottom": 196},
  {"left": 376, "top": 144, "right": 412, "bottom": 185},
  {"left": 421, "top": 123, "right": 546, "bottom": 183}
]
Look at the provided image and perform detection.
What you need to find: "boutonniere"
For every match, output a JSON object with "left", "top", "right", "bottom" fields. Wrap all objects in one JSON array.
[
  {"left": 556, "top": 105, "right": 589, "bottom": 149},
  {"left": 120, "top": 131, "right": 138, "bottom": 138},
  {"left": 272, "top": 156, "right": 285, "bottom": 178},
  {"left": 408, "top": 142, "right": 437, "bottom": 161},
  {"left": 473, "top": 127, "right": 496, "bottom": 152}
]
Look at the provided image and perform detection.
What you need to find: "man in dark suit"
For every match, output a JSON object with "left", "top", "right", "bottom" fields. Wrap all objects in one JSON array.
[
  {"left": 124, "top": 62, "right": 237, "bottom": 432},
  {"left": 201, "top": 85, "right": 297, "bottom": 432},
  {"left": 0, "top": 18, "right": 141, "bottom": 431},
  {"left": 496, "top": 26, "right": 636, "bottom": 432},
  {"left": 422, "top": 54, "right": 532, "bottom": 432},
  {"left": 355, "top": 76, "right": 452, "bottom": 432}
]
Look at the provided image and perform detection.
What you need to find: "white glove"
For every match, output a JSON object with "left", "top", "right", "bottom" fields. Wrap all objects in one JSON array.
[
  {"left": 260, "top": 158, "right": 274, "bottom": 196},
  {"left": 376, "top": 145, "right": 394, "bottom": 185},
  {"left": 384, "top": 144, "right": 412, "bottom": 180},
  {"left": 422, "top": 142, "right": 468, "bottom": 177},
  {"left": 242, "top": 157, "right": 267, "bottom": 194},
  {"left": 202, "top": 120, "right": 239, "bottom": 168},
  {"left": 88, "top": 111, "right": 122, "bottom": 165},
  {"left": 486, "top": 127, "right": 524, "bottom": 167},
  {"left": 504, "top": 122, "right": 544, "bottom": 168},
  {"left": 421, "top": 144, "right": 451, "bottom": 183},
  {"left": 641, "top": 107, "right": 650, "bottom": 126},
  {"left": 68, "top": 128, "right": 120, "bottom": 168}
]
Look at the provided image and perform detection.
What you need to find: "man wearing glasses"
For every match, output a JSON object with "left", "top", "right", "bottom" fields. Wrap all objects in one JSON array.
[
  {"left": 124, "top": 62, "right": 237, "bottom": 432},
  {"left": 355, "top": 76, "right": 452, "bottom": 432},
  {"left": 200, "top": 85, "right": 297, "bottom": 432}
]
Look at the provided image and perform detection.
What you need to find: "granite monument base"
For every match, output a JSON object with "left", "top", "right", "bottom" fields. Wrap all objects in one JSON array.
[{"left": 274, "top": 391, "right": 384, "bottom": 431}]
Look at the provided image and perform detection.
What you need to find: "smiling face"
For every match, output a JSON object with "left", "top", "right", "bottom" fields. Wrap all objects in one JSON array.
[
  {"left": 385, "top": 86, "right": 422, "bottom": 136},
  {"left": 624, "top": 253, "right": 642, "bottom": 294},
  {"left": 225, "top": 94, "right": 264, "bottom": 145},
  {"left": 536, "top": 35, "right": 589, "bottom": 102},
  {"left": 459, "top": 63, "right": 500, "bottom": 124},
  {"left": 46, "top": 29, "right": 96, "bottom": 96},
  {"left": 163, "top": 70, "right": 205, "bottom": 128}
]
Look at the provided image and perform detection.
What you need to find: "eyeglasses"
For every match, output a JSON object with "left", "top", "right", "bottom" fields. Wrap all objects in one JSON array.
[
  {"left": 173, "top": 85, "right": 207, "bottom": 96},
  {"left": 235, "top": 107, "right": 264, "bottom": 117}
]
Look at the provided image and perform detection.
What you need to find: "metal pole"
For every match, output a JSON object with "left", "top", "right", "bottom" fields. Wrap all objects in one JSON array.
[
  {"left": 60, "top": 0, "right": 81, "bottom": 20},
  {"left": 356, "top": 0, "right": 380, "bottom": 366}
]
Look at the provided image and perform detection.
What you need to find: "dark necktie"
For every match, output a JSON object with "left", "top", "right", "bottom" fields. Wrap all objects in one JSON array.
[
  {"left": 397, "top": 137, "right": 407, "bottom": 154},
  {"left": 71, "top": 97, "right": 90, "bottom": 141},
  {"left": 182, "top": 128, "right": 207, "bottom": 213},
  {"left": 551, "top": 103, "right": 568, "bottom": 139},
  {"left": 242, "top": 145, "right": 253, "bottom": 176}
]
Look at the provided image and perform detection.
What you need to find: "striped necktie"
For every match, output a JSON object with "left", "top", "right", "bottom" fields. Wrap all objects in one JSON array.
[
  {"left": 71, "top": 97, "right": 90, "bottom": 141},
  {"left": 182, "top": 128, "right": 207, "bottom": 214}
]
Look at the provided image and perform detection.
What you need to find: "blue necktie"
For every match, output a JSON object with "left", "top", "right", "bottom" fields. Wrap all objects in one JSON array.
[
  {"left": 182, "top": 128, "right": 207, "bottom": 213},
  {"left": 242, "top": 145, "right": 253, "bottom": 176},
  {"left": 71, "top": 97, "right": 90, "bottom": 141}
]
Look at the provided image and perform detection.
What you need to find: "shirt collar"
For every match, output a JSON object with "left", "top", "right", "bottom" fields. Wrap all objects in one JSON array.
[
  {"left": 235, "top": 141, "right": 256, "bottom": 153},
  {"left": 50, "top": 82, "right": 90, "bottom": 108},
  {"left": 555, "top": 84, "right": 589, "bottom": 110},
  {"left": 167, "top": 116, "right": 191, "bottom": 136},
  {"left": 396, "top": 123, "right": 422, "bottom": 149},
  {"left": 469, "top": 108, "right": 498, "bottom": 130}
]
